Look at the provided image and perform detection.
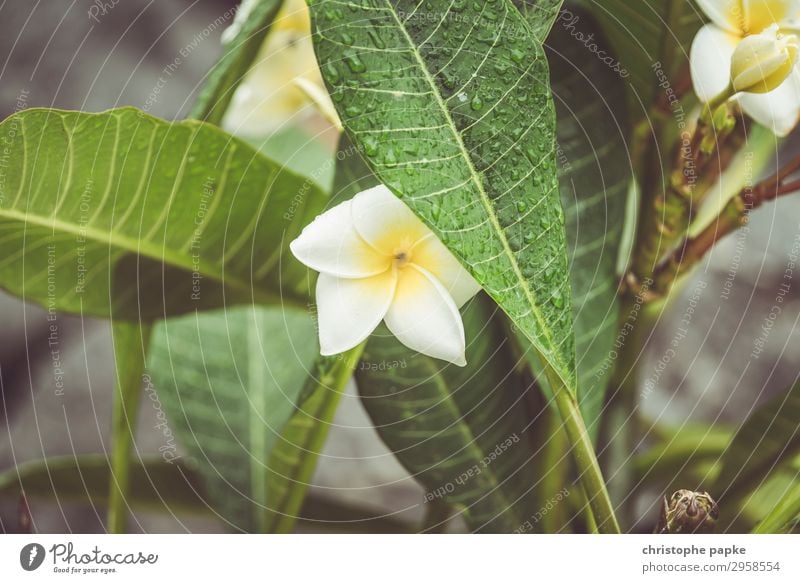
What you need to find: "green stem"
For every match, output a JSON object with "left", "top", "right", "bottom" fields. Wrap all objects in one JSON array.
[
  {"left": 543, "top": 364, "right": 621, "bottom": 534},
  {"left": 107, "top": 321, "right": 152, "bottom": 533},
  {"left": 190, "top": 0, "right": 284, "bottom": 125},
  {"left": 264, "top": 343, "right": 366, "bottom": 533}
]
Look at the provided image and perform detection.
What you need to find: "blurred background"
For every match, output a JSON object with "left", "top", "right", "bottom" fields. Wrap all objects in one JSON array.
[{"left": 0, "top": 0, "right": 798, "bottom": 533}]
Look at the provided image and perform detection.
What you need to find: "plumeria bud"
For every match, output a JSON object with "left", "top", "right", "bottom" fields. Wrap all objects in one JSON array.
[
  {"left": 731, "top": 25, "right": 799, "bottom": 94},
  {"left": 656, "top": 489, "right": 719, "bottom": 534}
]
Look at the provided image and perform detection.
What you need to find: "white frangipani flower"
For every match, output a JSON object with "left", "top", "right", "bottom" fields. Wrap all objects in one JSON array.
[
  {"left": 691, "top": 0, "right": 800, "bottom": 136},
  {"left": 290, "top": 185, "right": 481, "bottom": 366},
  {"left": 221, "top": 0, "right": 339, "bottom": 137}
]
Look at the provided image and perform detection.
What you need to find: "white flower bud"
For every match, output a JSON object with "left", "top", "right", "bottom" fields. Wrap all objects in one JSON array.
[{"left": 731, "top": 25, "right": 799, "bottom": 94}]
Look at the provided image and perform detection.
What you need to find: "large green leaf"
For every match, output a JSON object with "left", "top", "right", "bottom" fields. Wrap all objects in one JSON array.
[
  {"left": 516, "top": 0, "right": 565, "bottom": 40},
  {"left": 310, "top": 0, "right": 576, "bottom": 392},
  {"left": 357, "top": 297, "right": 539, "bottom": 533},
  {"left": 0, "top": 107, "right": 326, "bottom": 319},
  {"left": 582, "top": 0, "right": 702, "bottom": 113},
  {"left": 0, "top": 455, "right": 208, "bottom": 516},
  {"left": 545, "top": 10, "right": 630, "bottom": 434},
  {"left": 710, "top": 380, "right": 800, "bottom": 519},
  {"left": 146, "top": 306, "right": 318, "bottom": 531}
]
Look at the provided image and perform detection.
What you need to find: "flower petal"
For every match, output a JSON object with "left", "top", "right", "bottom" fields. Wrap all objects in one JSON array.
[
  {"left": 316, "top": 271, "right": 397, "bottom": 355},
  {"left": 384, "top": 265, "right": 467, "bottom": 366},
  {"left": 351, "top": 185, "right": 430, "bottom": 255},
  {"left": 411, "top": 233, "right": 481, "bottom": 308},
  {"left": 738, "top": 67, "right": 800, "bottom": 135},
  {"left": 691, "top": 24, "right": 740, "bottom": 102},
  {"left": 744, "top": 0, "right": 800, "bottom": 33},
  {"left": 696, "top": 0, "right": 744, "bottom": 33},
  {"left": 290, "top": 200, "right": 390, "bottom": 278}
]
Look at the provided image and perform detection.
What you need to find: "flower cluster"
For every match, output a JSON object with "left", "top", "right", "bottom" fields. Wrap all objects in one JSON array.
[{"left": 691, "top": 0, "right": 800, "bottom": 135}]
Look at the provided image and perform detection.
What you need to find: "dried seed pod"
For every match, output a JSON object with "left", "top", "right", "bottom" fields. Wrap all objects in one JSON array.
[{"left": 656, "top": 489, "right": 719, "bottom": 534}]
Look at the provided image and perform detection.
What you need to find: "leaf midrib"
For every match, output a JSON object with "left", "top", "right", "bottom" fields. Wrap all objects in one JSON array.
[
  {"left": 385, "top": 1, "right": 569, "bottom": 386},
  {"left": 0, "top": 206, "right": 273, "bottom": 302}
]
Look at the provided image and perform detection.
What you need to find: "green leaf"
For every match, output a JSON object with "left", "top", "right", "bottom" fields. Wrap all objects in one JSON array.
[
  {"left": 515, "top": 0, "right": 564, "bottom": 41},
  {"left": 546, "top": 11, "right": 631, "bottom": 435},
  {"left": 357, "top": 297, "right": 539, "bottom": 533},
  {"left": 310, "top": 0, "right": 577, "bottom": 393},
  {"left": 582, "top": 0, "right": 702, "bottom": 113},
  {"left": 0, "top": 107, "right": 326, "bottom": 320},
  {"left": 752, "top": 473, "right": 800, "bottom": 533},
  {"left": 190, "top": 0, "right": 284, "bottom": 125},
  {"left": 0, "top": 455, "right": 209, "bottom": 515},
  {"left": 146, "top": 306, "right": 319, "bottom": 531},
  {"left": 263, "top": 346, "right": 365, "bottom": 533},
  {"left": 711, "top": 380, "right": 800, "bottom": 517}
]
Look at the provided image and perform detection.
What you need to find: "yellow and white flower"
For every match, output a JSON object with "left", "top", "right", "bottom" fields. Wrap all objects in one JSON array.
[
  {"left": 290, "top": 186, "right": 481, "bottom": 366},
  {"left": 691, "top": 0, "right": 800, "bottom": 135},
  {"left": 221, "top": 0, "right": 339, "bottom": 137}
]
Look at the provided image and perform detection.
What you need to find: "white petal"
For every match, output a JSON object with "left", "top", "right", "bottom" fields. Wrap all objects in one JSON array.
[
  {"left": 696, "top": 0, "right": 743, "bottom": 33},
  {"left": 691, "top": 24, "right": 740, "bottom": 102},
  {"left": 316, "top": 271, "right": 396, "bottom": 355},
  {"left": 290, "top": 200, "right": 390, "bottom": 278},
  {"left": 739, "top": 67, "right": 800, "bottom": 135},
  {"left": 384, "top": 265, "right": 467, "bottom": 366},
  {"left": 351, "top": 185, "right": 430, "bottom": 254},
  {"left": 411, "top": 233, "right": 481, "bottom": 308}
]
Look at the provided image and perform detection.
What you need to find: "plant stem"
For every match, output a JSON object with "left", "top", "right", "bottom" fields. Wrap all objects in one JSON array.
[
  {"left": 651, "top": 154, "right": 800, "bottom": 294},
  {"left": 189, "top": 0, "right": 284, "bottom": 125},
  {"left": 264, "top": 342, "right": 366, "bottom": 533},
  {"left": 107, "top": 321, "right": 152, "bottom": 533},
  {"left": 543, "top": 364, "right": 621, "bottom": 533}
]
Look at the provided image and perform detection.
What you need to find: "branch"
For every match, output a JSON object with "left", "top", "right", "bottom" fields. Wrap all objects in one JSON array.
[{"left": 651, "top": 156, "right": 800, "bottom": 294}]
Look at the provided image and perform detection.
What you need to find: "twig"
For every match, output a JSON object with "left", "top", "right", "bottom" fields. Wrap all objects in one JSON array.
[{"left": 651, "top": 157, "right": 800, "bottom": 294}]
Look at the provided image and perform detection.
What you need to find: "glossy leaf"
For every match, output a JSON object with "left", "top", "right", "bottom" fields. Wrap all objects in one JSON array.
[
  {"left": 310, "top": 0, "right": 577, "bottom": 393},
  {"left": 357, "top": 297, "right": 540, "bottom": 533},
  {"left": 0, "top": 107, "right": 326, "bottom": 320},
  {"left": 146, "top": 306, "right": 319, "bottom": 531},
  {"left": 711, "top": 380, "right": 800, "bottom": 513},
  {"left": 545, "top": 10, "right": 630, "bottom": 435},
  {"left": 516, "top": 0, "right": 564, "bottom": 41},
  {"left": 583, "top": 0, "right": 702, "bottom": 113}
]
